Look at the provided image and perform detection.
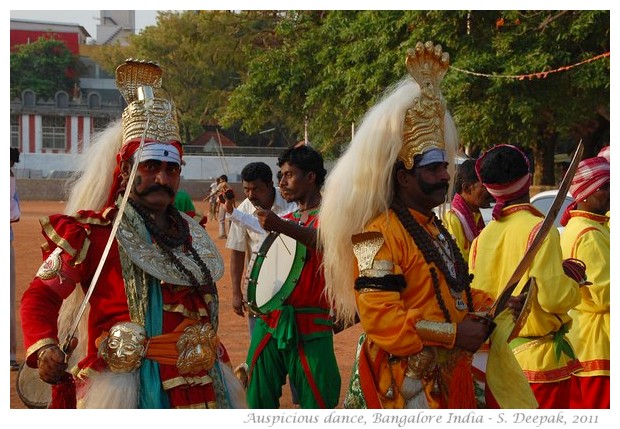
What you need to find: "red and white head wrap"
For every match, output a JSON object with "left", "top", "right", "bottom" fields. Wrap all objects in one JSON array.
[
  {"left": 475, "top": 144, "right": 531, "bottom": 220},
  {"left": 598, "top": 145, "right": 610, "bottom": 162},
  {"left": 560, "top": 156, "right": 610, "bottom": 226}
]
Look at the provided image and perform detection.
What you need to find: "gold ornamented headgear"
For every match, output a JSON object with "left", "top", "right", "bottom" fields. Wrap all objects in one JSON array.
[
  {"left": 399, "top": 41, "right": 450, "bottom": 170},
  {"left": 115, "top": 59, "right": 181, "bottom": 144}
]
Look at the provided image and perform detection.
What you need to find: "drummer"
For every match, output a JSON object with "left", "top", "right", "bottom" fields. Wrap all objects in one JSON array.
[
  {"left": 243, "top": 145, "right": 341, "bottom": 409},
  {"left": 223, "top": 161, "right": 297, "bottom": 333}
]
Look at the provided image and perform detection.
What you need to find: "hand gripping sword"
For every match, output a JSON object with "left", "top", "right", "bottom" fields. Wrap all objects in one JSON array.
[
  {"left": 60, "top": 87, "right": 155, "bottom": 358},
  {"left": 487, "top": 140, "right": 584, "bottom": 320}
]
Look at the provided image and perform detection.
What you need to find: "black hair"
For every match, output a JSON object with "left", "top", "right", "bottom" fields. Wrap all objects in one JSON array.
[
  {"left": 277, "top": 145, "right": 327, "bottom": 188},
  {"left": 478, "top": 145, "right": 530, "bottom": 185},
  {"left": 219, "top": 174, "right": 228, "bottom": 182},
  {"left": 241, "top": 162, "right": 273, "bottom": 184},
  {"left": 454, "top": 159, "right": 478, "bottom": 194},
  {"left": 10, "top": 148, "right": 20, "bottom": 164}
]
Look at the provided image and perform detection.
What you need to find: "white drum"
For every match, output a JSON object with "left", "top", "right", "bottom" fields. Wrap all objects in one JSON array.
[{"left": 245, "top": 232, "right": 306, "bottom": 314}]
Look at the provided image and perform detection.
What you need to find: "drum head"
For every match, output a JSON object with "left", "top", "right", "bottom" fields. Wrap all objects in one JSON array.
[
  {"left": 16, "top": 363, "right": 51, "bottom": 409},
  {"left": 247, "top": 232, "right": 306, "bottom": 314}
]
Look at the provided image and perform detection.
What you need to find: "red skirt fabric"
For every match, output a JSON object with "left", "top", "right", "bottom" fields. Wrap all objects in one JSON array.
[{"left": 570, "top": 375, "right": 610, "bottom": 409}]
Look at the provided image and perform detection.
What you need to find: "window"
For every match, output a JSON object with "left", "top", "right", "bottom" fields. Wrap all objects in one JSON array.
[
  {"left": 23, "top": 90, "right": 35, "bottom": 108},
  {"left": 92, "top": 117, "right": 110, "bottom": 135},
  {"left": 55, "top": 92, "right": 69, "bottom": 109},
  {"left": 88, "top": 93, "right": 101, "bottom": 109},
  {"left": 10, "top": 115, "right": 19, "bottom": 149},
  {"left": 42, "top": 116, "right": 66, "bottom": 150}
]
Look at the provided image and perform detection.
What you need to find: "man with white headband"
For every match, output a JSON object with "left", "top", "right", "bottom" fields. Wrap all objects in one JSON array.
[
  {"left": 470, "top": 143, "right": 583, "bottom": 408},
  {"left": 320, "top": 42, "right": 529, "bottom": 409},
  {"left": 20, "top": 59, "right": 245, "bottom": 409},
  {"left": 560, "top": 155, "right": 610, "bottom": 408}
]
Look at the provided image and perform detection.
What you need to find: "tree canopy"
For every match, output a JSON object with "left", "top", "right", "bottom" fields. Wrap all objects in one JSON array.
[
  {"left": 220, "top": 10, "right": 609, "bottom": 179},
  {"left": 34, "top": 10, "right": 609, "bottom": 185},
  {"left": 11, "top": 36, "right": 81, "bottom": 100}
]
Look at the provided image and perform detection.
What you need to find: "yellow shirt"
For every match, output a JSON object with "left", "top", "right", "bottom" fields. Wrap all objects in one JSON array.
[
  {"left": 355, "top": 208, "right": 491, "bottom": 408},
  {"left": 443, "top": 209, "right": 483, "bottom": 262},
  {"left": 469, "top": 204, "right": 581, "bottom": 382},
  {"left": 560, "top": 210, "right": 610, "bottom": 377}
]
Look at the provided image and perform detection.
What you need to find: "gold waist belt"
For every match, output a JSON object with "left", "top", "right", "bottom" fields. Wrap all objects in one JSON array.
[{"left": 99, "top": 319, "right": 219, "bottom": 375}]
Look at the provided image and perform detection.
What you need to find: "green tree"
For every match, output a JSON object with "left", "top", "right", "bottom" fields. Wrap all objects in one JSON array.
[
  {"left": 222, "top": 10, "right": 609, "bottom": 185},
  {"left": 101, "top": 10, "right": 609, "bottom": 185},
  {"left": 90, "top": 10, "right": 282, "bottom": 144},
  {"left": 10, "top": 36, "right": 81, "bottom": 100},
  {"left": 436, "top": 11, "right": 610, "bottom": 184}
]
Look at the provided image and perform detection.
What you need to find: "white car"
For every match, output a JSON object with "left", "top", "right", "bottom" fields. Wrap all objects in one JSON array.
[{"left": 530, "top": 189, "right": 574, "bottom": 233}]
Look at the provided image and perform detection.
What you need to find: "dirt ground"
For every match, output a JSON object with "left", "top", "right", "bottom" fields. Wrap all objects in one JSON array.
[{"left": 9, "top": 200, "right": 362, "bottom": 409}]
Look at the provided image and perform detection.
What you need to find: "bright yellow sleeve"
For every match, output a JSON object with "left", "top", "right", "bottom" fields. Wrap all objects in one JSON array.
[{"left": 442, "top": 210, "right": 469, "bottom": 261}]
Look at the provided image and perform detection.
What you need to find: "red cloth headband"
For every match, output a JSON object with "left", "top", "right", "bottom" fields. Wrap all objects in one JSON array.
[
  {"left": 560, "top": 156, "right": 610, "bottom": 226},
  {"left": 475, "top": 144, "right": 531, "bottom": 220}
]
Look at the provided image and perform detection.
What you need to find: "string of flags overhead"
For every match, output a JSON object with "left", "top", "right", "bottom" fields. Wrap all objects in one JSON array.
[{"left": 450, "top": 51, "right": 609, "bottom": 80}]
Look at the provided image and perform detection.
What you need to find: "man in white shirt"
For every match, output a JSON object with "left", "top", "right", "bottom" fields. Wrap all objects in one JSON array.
[{"left": 224, "top": 162, "right": 297, "bottom": 334}]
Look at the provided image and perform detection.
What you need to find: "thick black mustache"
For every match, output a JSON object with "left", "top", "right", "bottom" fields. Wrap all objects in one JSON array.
[
  {"left": 420, "top": 181, "right": 449, "bottom": 194},
  {"left": 135, "top": 184, "right": 175, "bottom": 197}
]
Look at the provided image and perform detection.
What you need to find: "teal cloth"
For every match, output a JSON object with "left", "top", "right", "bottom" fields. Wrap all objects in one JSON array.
[{"left": 139, "top": 277, "right": 169, "bottom": 408}]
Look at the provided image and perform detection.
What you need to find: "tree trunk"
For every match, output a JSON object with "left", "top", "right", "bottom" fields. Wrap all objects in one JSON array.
[{"left": 532, "top": 131, "right": 557, "bottom": 187}]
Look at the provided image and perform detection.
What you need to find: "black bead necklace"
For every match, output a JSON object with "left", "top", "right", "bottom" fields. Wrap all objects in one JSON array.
[{"left": 390, "top": 198, "right": 473, "bottom": 322}]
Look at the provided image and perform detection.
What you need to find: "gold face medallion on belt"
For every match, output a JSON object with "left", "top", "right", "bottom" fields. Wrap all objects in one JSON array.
[
  {"left": 176, "top": 323, "right": 219, "bottom": 375},
  {"left": 99, "top": 322, "right": 147, "bottom": 373}
]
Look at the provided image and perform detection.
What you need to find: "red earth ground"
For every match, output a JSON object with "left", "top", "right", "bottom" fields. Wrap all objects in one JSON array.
[{"left": 9, "top": 200, "right": 362, "bottom": 409}]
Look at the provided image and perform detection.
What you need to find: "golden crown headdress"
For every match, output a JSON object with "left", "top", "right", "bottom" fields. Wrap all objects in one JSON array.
[
  {"left": 116, "top": 59, "right": 181, "bottom": 144},
  {"left": 398, "top": 41, "right": 450, "bottom": 170}
]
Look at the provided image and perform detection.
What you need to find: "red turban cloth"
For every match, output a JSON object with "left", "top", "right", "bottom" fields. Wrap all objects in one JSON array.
[
  {"left": 560, "top": 156, "right": 610, "bottom": 226},
  {"left": 598, "top": 145, "right": 610, "bottom": 162}
]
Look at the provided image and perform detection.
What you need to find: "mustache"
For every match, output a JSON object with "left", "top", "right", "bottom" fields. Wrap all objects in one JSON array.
[
  {"left": 420, "top": 181, "right": 449, "bottom": 194},
  {"left": 134, "top": 184, "right": 175, "bottom": 197}
]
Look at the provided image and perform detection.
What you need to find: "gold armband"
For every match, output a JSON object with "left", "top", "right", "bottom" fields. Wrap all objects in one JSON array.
[{"left": 415, "top": 320, "right": 456, "bottom": 347}]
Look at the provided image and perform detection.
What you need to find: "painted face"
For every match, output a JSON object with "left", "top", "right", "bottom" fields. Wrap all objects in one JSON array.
[
  {"left": 278, "top": 163, "right": 311, "bottom": 204},
  {"left": 243, "top": 179, "right": 274, "bottom": 210},
  {"left": 101, "top": 322, "right": 147, "bottom": 373},
  {"left": 126, "top": 159, "right": 181, "bottom": 213}
]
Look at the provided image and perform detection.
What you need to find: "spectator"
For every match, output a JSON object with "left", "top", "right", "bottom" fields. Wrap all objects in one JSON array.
[{"left": 10, "top": 147, "right": 21, "bottom": 371}]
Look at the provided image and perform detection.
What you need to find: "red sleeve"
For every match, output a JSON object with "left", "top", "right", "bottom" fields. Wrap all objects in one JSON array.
[{"left": 20, "top": 212, "right": 101, "bottom": 365}]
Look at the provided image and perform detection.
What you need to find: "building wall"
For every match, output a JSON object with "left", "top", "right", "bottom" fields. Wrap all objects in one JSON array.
[
  {"left": 11, "top": 29, "right": 81, "bottom": 54},
  {"left": 13, "top": 153, "right": 282, "bottom": 182}
]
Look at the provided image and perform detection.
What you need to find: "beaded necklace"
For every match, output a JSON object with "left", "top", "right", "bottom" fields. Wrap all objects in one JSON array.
[
  {"left": 128, "top": 199, "right": 214, "bottom": 290},
  {"left": 390, "top": 199, "right": 473, "bottom": 322}
]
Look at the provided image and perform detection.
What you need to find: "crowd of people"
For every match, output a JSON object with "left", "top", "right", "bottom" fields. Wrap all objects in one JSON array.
[{"left": 13, "top": 44, "right": 609, "bottom": 410}]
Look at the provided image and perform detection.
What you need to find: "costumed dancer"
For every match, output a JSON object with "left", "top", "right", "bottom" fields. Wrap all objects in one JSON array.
[
  {"left": 319, "top": 41, "right": 532, "bottom": 409},
  {"left": 560, "top": 156, "right": 610, "bottom": 408},
  {"left": 20, "top": 59, "right": 246, "bottom": 409},
  {"left": 470, "top": 144, "right": 583, "bottom": 408}
]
